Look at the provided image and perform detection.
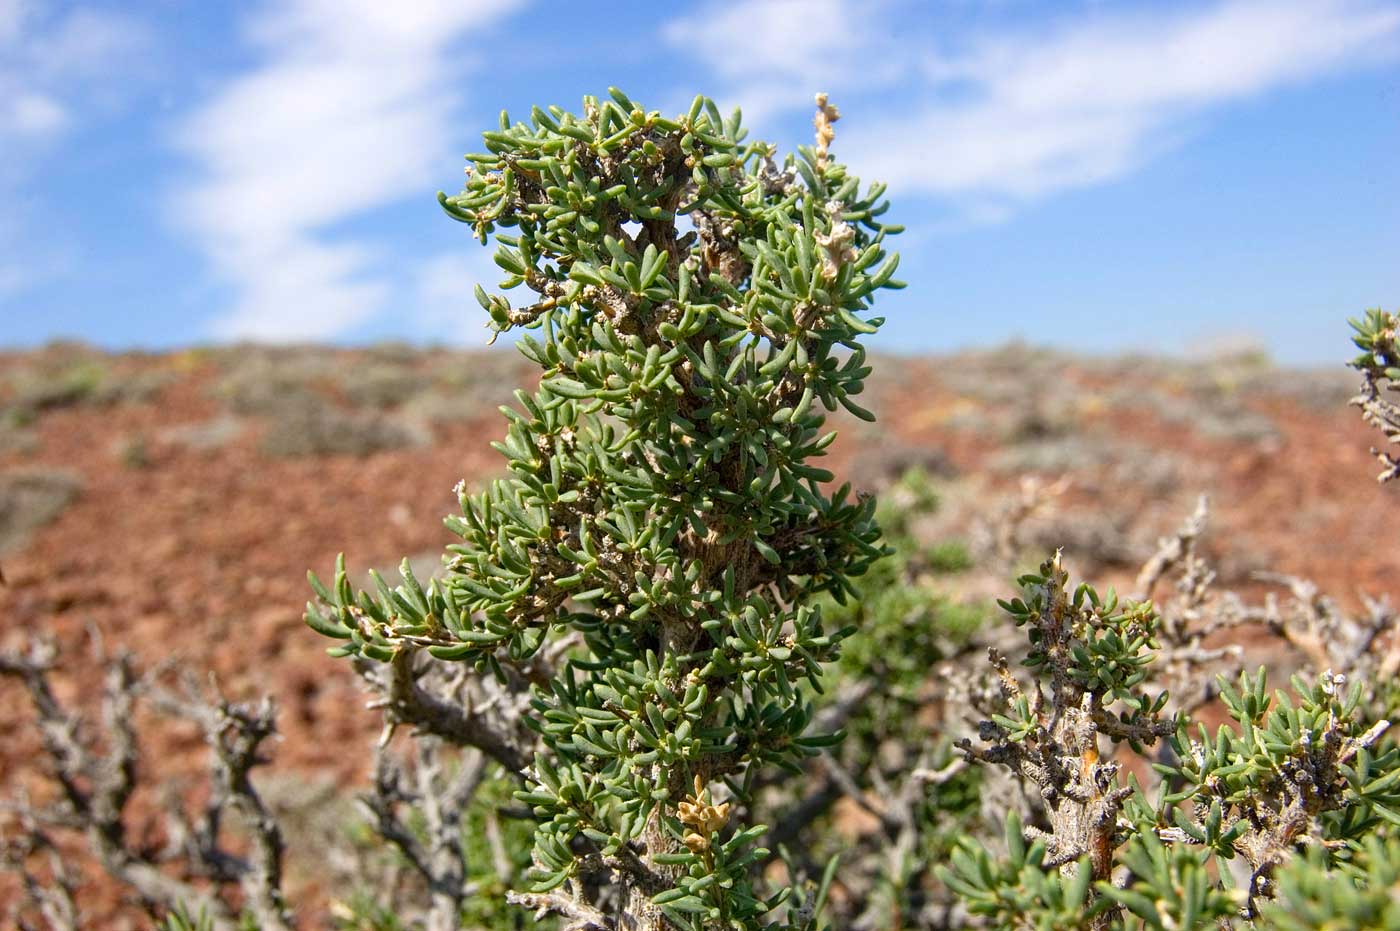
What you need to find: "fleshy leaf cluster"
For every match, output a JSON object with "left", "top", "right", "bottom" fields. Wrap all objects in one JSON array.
[{"left": 306, "top": 89, "right": 902, "bottom": 930}]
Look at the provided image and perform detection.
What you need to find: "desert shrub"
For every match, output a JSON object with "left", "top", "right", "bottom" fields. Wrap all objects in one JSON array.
[
  {"left": 0, "top": 422, "right": 39, "bottom": 457},
  {"left": 113, "top": 432, "right": 152, "bottom": 469},
  {"left": 364, "top": 341, "right": 427, "bottom": 365},
  {"left": 304, "top": 88, "right": 904, "bottom": 931},
  {"left": 97, "top": 368, "right": 175, "bottom": 405},
  {"left": 822, "top": 470, "right": 984, "bottom": 740},
  {"left": 1259, "top": 835, "right": 1400, "bottom": 928},
  {"left": 160, "top": 414, "right": 247, "bottom": 453},
  {"left": 216, "top": 346, "right": 431, "bottom": 457},
  {"left": 1019, "top": 511, "right": 1145, "bottom": 570},
  {"left": 846, "top": 434, "right": 959, "bottom": 487},
  {"left": 0, "top": 467, "right": 82, "bottom": 554},
  {"left": 989, "top": 434, "right": 1165, "bottom": 477},
  {"left": 399, "top": 388, "right": 495, "bottom": 425},
  {"left": 339, "top": 363, "right": 432, "bottom": 410},
  {"left": 400, "top": 352, "right": 540, "bottom": 424},
  {"left": 260, "top": 397, "right": 427, "bottom": 458},
  {"left": 4, "top": 82, "right": 1398, "bottom": 931},
  {"left": 8, "top": 360, "right": 107, "bottom": 411},
  {"left": 776, "top": 469, "right": 988, "bottom": 930},
  {"left": 1003, "top": 403, "right": 1079, "bottom": 444},
  {"left": 942, "top": 532, "right": 1400, "bottom": 930},
  {"left": 1246, "top": 367, "right": 1354, "bottom": 412},
  {"left": 1191, "top": 407, "right": 1279, "bottom": 445},
  {"left": 1, "top": 636, "right": 556, "bottom": 931},
  {"left": 925, "top": 539, "right": 973, "bottom": 574},
  {"left": 211, "top": 346, "right": 337, "bottom": 415},
  {"left": 1124, "top": 386, "right": 1280, "bottom": 445},
  {"left": 1349, "top": 308, "right": 1400, "bottom": 482},
  {"left": 1, "top": 357, "right": 172, "bottom": 424},
  {"left": 934, "top": 345, "right": 1080, "bottom": 410}
]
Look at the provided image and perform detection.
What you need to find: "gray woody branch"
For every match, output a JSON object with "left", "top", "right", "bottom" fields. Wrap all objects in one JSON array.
[{"left": 0, "top": 638, "right": 292, "bottom": 931}]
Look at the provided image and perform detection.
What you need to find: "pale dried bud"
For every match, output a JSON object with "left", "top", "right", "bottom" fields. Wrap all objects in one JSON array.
[
  {"left": 814, "top": 206, "right": 857, "bottom": 281},
  {"left": 813, "top": 93, "right": 840, "bottom": 172},
  {"left": 678, "top": 775, "right": 731, "bottom": 837}
]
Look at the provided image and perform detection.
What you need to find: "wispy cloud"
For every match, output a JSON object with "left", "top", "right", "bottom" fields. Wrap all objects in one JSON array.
[
  {"left": 666, "top": 0, "right": 1400, "bottom": 218},
  {"left": 0, "top": 3, "right": 147, "bottom": 144},
  {"left": 173, "top": 0, "right": 523, "bottom": 342},
  {"left": 663, "top": 0, "right": 907, "bottom": 125},
  {"left": 0, "top": 1, "right": 148, "bottom": 298}
]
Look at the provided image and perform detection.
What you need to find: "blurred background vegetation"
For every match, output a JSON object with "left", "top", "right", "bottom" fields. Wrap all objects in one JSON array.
[{"left": 1, "top": 338, "right": 1394, "bottom": 929}]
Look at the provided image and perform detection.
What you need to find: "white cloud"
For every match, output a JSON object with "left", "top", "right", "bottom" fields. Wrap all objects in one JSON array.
[
  {"left": 3, "top": 91, "right": 66, "bottom": 137},
  {"left": 846, "top": 0, "right": 1400, "bottom": 204},
  {"left": 0, "top": 4, "right": 145, "bottom": 146},
  {"left": 0, "top": 2, "right": 147, "bottom": 301},
  {"left": 663, "top": 0, "right": 906, "bottom": 126},
  {"left": 666, "top": 0, "right": 866, "bottom": 82},
  {"left": 173, "top": 0, "right": 523, "bottom": 342},
  {"left": 666, "top": 0, "right": 1400, "bottom": 216},
  {"left": 30, "top": 8, "right": 149, "bottom": 82}
]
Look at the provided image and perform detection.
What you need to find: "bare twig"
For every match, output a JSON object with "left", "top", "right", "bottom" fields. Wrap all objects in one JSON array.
[
  {"left": 509, "top": 885, "right": 615, "bottom": 931},
  {"left": 367, "top": 647, "right": 534, "bottom": 774},
  {"left": 360, "top": 737, "right": 487, "bottom": 931},
  {"left": 1, "top": 638, "right": 291, "bottom": 931},
  {"left": 148, "top": 677, "right": 293, "bottom": 931}
]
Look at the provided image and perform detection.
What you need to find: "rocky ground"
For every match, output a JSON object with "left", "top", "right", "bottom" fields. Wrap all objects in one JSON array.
[{"left": 1, "top": 339, "right": 1392, "bottom": 925}]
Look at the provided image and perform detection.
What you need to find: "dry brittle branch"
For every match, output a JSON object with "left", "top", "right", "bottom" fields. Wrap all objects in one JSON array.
[
  {"left": 359, "top": 737, "right": 487, "bottom": 931},
  {"left": 1348, "top": 309, "right": 1400, "bottom": 483},
  {"left": 0, "top": 637, "right": 291, "bottom": 931}
]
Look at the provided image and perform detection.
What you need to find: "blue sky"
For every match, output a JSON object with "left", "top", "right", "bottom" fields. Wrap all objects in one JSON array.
[{"left": 2, "top": 0, "right": 1398, "bottom": 364}]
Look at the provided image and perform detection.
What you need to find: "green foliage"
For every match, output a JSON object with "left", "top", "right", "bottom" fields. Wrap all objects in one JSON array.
[
  {"left": 924, "top": 539, "right": 974, "bottom": 574},
  {"left": 279, "top": 86, "right": 1398, "bottom": 931},
  {"left": 8, "top": 361, "right": 107, "bottom": 413},
  {"left": 949, "top": 546, "right": 1400, "bottom": 930},
  {"left": 1097, "top": 832, "right": 1237, "bottom": 930},
  {"left": 161, "top": 908, "right": 259, "bottom": 931},
  {"left": 1349, "top": 308, "right": 1399, "bottom": 384},
  {"left": 160, "top": 908, "right": 216, "bottom": 931},
  {"left": 307, "top": 89, "right": 901, "bottom": 929},
  {"left": 790, "top": 468, "right": 987, "bottom": 927},
  {"left": 2, "top": 356, "right": 172, "bottom": 425},
  {"left": 941, "top": 813, "right": 1105, "bottom": 931},
  {"left": 340, "top": 363, "right": 431, "bottom": 410},
  {"left": 1154, "top": 669, "right": 1400, "bottom": 843},
  {"left": 459, "top": 776, "right": 558, "bottom": 931},
  {"left": 1261, "top": 836, "right": 1400, "bottom": 930},
  {"left": 1348, "top": 307, "right": 1400, "bottom": 482},
  {"left": 992, "top": 554, "right": 1174, "bottom": 753},
  {"left": 329, "top": 897, "right": 408, "bottom": 931},
  {"left": 823, "top": 468, "right": 983, "bottom": 744}
]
